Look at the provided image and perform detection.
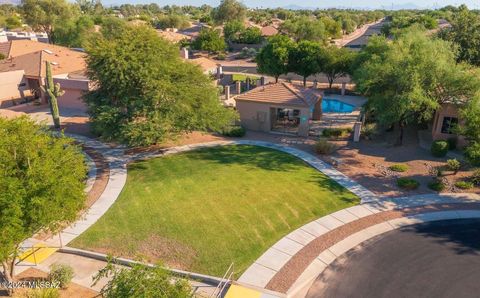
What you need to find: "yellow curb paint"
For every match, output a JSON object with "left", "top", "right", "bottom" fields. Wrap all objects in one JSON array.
[
  {"left": 18, "top": 243, "right": 58, "bottom": 264},
  {"left": 225, "top": 285, "right": 262, "bottom": 298}
]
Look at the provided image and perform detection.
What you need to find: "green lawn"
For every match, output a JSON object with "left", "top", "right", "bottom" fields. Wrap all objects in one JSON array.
[
  {"left": 232, "top": 73, "right": 259, "bottom": 82},
  {"left": 71, "top": 145, "right": 359, "bottom": 276}
]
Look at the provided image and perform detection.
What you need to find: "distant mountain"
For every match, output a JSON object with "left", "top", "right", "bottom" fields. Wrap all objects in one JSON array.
[
  {"left": 0, "top": 0, "right": 20, "bottom": 4},
  {"left": 280, "top": 2, "right": 428, "bottom": 10}
]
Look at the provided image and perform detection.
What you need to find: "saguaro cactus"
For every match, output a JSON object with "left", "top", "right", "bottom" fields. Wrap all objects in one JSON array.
[{"left": 42, "top": 61, "right": 64, "bottom": 129}]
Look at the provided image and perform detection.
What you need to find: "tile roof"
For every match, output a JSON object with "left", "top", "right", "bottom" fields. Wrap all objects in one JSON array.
[
  {"left": 156, "top": 30, "right": 191, "bottom": 43},
  {"left": 189, "top": 57, "right": 218, "bottom": 72},
  {"left": 234, "top": 82, "right": 321, "bottom": 107},
  {"left": 261, "top": 26, "right": 278, "bottom": 37},
  {"left": 0, "top": 40, "right": 86, "bottom": 77}
]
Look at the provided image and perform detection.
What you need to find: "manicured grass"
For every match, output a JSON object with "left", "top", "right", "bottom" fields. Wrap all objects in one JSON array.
[
  {"left": 232, "top": 73, "right": 259, "bottom": 82},
  {"left": 71, "top": 145, "right": 359, "bottom": 276}
]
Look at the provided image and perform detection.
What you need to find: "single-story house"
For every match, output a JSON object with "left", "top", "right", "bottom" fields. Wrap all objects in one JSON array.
[
  {"left": 0, "top": 40, "right": 89, "bottom": 111},
  {"left": 189, "top": 57, "right": 221, "bottom": 76},
  {"left": 260, "top": 26, "right": 278, "bottom": 37},
  {"left": 157, "top": 29, "right": 191, "bottom": 43},
  {"left": 234, "top": 82, "right": 322, "bottom": 136}
]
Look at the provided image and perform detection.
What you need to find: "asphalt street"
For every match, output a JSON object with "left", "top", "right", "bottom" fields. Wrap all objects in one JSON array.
[{"left": 307, "top": 219, "right": 480, "bottom": 298}]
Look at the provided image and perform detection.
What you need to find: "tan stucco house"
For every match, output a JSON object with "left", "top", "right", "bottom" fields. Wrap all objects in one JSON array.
[
  {"left": 431, "top": 103, "right": 467, "bottom": 147},
  {"left": 0, "top": 40, "right": 89, "bottom": 112},
  {"left": 234, "top": 82, "right": 322, "bottom": 136}
]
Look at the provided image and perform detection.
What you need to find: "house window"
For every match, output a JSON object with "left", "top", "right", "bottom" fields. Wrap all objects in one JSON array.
[{"left": 441, "top": 117, "right": 458, "bottom": 134}]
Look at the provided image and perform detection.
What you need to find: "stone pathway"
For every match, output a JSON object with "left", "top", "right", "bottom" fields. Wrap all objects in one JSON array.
[{"left": 236, "top": 193, "right": 480, "bottom": 297}]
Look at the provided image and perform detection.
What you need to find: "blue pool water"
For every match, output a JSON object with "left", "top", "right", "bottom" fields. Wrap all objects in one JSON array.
[{"left": 322, "top": 99, "right": 355, "bottom": 113}]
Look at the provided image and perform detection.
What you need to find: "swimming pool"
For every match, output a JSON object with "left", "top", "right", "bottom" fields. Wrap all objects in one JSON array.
[{"left": 322, "top": 98, "right": 356, "bottom": 113}]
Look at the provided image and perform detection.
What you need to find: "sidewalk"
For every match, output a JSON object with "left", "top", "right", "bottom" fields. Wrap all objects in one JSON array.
[{"left": 237, "top": 192, "right": 480, "bottom": 297}]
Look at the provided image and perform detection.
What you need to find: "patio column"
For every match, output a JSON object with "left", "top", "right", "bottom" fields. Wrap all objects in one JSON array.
[
  {"left": 341, "top": 82, "right": 347, "bottom": 96},
  {"left": 260, "top": 76, "right": 265, "bottom": 86},
  {"left": 236, "top": 81, "right": 242, "bottom": 94},
  {"left": 225, "top": 85, "right": 230, "bottom": 100}
]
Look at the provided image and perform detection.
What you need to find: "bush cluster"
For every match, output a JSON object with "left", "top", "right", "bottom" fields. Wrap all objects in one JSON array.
[
  {"left": 428, "top": 179, "right": 446, "bottom": 192},
  {"left": 446, "top": 159, "right": 461, "bottom": 174},
  {"left": 431, "top": 140, "right": 449, "bottom": 157},
  {"left": 397, "top": 177, "right": 420, "bottom": 190},
  {"left": 322, "top": 127, "right": 352, "bottom": 139},
  {"left": 465, "top": 142, "right": 480, "bottom": 166},
  {"left": 455, "top": 181, "right": 474, "bottom": 189},
  {"left": 48, "top": 263, "right": 74, "bottom": 289},
  {"left": 389, "top": 164, "right": 409, "bottom": 172},
  {"left": 315, "top": 139, "right": 336, "bottom": 155},
  {"left": 221, "top": 126, "right": 246, "bottom": 137}
]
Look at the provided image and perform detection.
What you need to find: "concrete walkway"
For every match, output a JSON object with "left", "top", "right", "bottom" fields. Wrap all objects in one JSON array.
[{"left": 236, "top": 193, "right": 480, "bottom": 297}]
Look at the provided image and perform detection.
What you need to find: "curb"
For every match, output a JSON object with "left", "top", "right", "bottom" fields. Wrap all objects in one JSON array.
[
  {"left": 58, "top": 247, "right": 225, "bottom": 286},
  {"left": 287, "top": 209, "right": 480, "bottom": 297}
]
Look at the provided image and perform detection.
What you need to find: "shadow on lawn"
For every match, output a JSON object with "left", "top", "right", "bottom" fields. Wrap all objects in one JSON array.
[{"left": 155, "top": 145, "right": 313, "bottom": 172}]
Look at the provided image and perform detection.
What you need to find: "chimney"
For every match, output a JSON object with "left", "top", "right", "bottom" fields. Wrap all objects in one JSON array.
[
  {"left": 246, "top": 78, "right": 250, "bottom": 91},
  {"left": 225, "top": 85, "right": 230, "bottom": 100},
  {"left": 180, "top": 47, "right": 189, "bottom": 60},
  {"left": 260, "top": 76, "right": 265, "bottom": 86}
]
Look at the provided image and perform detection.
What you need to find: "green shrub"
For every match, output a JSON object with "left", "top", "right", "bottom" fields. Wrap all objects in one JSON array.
[
  {"left": 389, "top": 164, "right": 409, "bottom": 172},
  {"left": 446, "top": 159, "right": 461, "bottom": 174},
  {"left": 428, "top": 180, "right": 445, "bottom": 192},
  {"left": 322, "top": 127, "right": 352, "bottom": 139},
  {"left": 361, "top": 123, "right": 378, "bottom": 139},
  {"left": 447, "top": 137, "right": 457, "bottom": 150},
  {"left": 465, "top": 142, "right": 480, "bottom": 166},
  {"left": 470, "top": 169, "right": 480, "bottom": 186},
  {"left": 25, "top": 288, "right": 60, "bottom": 298},
  {"left": 48, "top": 263, "right": 74, "bottom": 289},
  {"left": 431, "top": 140, "right": 449, "bottom": 157},
  {"left": 315, "top": 139, "right": 336, "bottom": 155},
  {"left": 455, "top": 181, "right": 474, "bottom": 190},
  {"left": 221, "top": 126, "right": 246, "bottom": 137},
  {"left": 216, "top": 53, "right": 226, "bottom": 60},
  {"left": 397, "top": 177, "right": 420, "bottom": 190}
]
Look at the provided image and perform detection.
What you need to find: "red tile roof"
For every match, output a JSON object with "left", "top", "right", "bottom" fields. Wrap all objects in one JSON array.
[{"left": 235, "top": 82, "right": 321, "bottom": 107}]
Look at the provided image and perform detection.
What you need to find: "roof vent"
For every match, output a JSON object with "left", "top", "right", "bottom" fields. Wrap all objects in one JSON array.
[{"left": 42, "top": 49, "right": 53, "bottom": 54}]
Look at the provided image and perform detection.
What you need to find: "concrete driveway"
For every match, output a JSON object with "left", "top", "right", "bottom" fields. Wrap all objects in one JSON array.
[{"left": 307, "top": 219, "right": 480, "bottom": 298}]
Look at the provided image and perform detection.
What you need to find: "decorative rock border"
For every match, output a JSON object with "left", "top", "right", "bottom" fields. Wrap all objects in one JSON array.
[{"left": 236, "top": 193, "right": 480, "bottom": 297}]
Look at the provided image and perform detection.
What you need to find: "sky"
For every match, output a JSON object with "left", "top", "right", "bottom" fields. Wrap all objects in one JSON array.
[{"left": 98, "top": 0, "right": 480, "bottom": 9}]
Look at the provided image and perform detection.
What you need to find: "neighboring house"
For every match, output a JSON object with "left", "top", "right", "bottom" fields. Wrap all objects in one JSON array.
[
  {"left": 0, "top": 40, "right": 89, "bottom": 111},
  {"left": 260, "top": 26, "right": 278, "bottom": 37},
  {"left": 431, "top": 103, "right": 467, "bottom": 147},
  {"left": 234, "top": 82, "right": 322, "bottom": 137},
  {"left": 189, "top": 57, "right": 221, "bottom": 76},
  {"left": 179, "top": 48, "right": 221, "bottom": 76},
  {"left": 0, "top": 30, "right": 49, "bottom": 43},
  {"left": 157, "top": 30, "right": 191, "bottom": 43}
]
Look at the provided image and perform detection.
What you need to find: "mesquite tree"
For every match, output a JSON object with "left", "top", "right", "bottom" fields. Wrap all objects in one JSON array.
[
  {"left": 42, "top": 61, "right": 64, "bottom": 129},
  {"left": 0, "top": 117, "right": 86, "bottom": 293}
]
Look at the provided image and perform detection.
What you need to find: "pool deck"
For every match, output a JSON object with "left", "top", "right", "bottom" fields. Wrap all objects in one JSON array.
[{"left": 310, "top": 95, "right": 367, "bottom": 136}]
